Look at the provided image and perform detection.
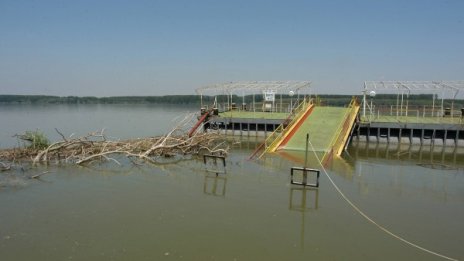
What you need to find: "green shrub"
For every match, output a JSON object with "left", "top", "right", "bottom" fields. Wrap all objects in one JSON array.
[{"left": 19, "top": 130, "right": 50, "bottom": 149}]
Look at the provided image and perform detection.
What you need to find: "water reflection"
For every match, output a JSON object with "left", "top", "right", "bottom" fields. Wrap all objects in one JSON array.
[
  {"left": 203, "top": 174, "right": 227, "bottom": 197},
  {"left": 272, "top": 150, "right": 356, "bottom": 181},
  {"left": 289, "top": 186, "right": 319, "bottom": 211},
  {"left": 347, "top": 141, "right": 464, "bottom": 204},
  {"left": 289, "top": 186, "right": 319, "bottom": 251},
  {"left": 348, "top": 140, "right": 464, "bottom": 168}
]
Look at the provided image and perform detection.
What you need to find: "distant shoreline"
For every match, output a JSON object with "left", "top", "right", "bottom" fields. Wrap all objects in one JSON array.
[
  {"left": 0, "top": 94, "right": 355, "bottom": 105},
  {"left": 1, "top": 94, "right": 461, "bottom": 108},
  {"left": 0, "top": 95, "right": 204, "bottom": 105}
]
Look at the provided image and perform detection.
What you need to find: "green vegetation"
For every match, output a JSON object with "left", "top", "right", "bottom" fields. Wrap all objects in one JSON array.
[{"left": 17, "top": 130, "right": 50, "bottom": 150}]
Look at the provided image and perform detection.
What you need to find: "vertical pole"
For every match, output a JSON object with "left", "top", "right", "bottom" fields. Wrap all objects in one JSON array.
[
  {"left": 370, "top": 98, "right": 373, "bottom": 121},
  {"left": 400, "top": 92, "right": 404, "bottom": 116},
  {"left": 441, "top": 90, "right": 444, "bottom": 118},
  {"left": 405, "top": 93, "right": 409, "bottom": 117},
  {"left": 362, "top": 91, "right": 366, "bottom": 118},
  {"left": 253, "top": 93, "right": 255, "bottom": 114},
  {"left": 304, "top": 133, "right": 309, "bottom": 168},
  {"left": 242, "top": 91, "right": 245, "bottom": 112},
  {"left": 432, "top": 93, "right": 435, "bottom": 117},
  {"left": 304, "top": 133, "right": 309, "bottom": 185},
  {"left": 200, "top": 93, "right": 203, "bottom": 108},
  {"left": 362, "top": 82, "right": 367, "bottom": 119}
]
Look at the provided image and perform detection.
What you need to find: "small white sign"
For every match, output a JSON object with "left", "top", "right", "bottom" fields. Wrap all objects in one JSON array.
[{"left": 263, "top": 90, "right": 275, "bottom": 102}]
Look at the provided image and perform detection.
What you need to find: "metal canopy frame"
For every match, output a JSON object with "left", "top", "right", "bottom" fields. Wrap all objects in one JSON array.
[
  {"left": 362, "top": 80, "right": 464, "bottom": 118},
  {"left": 195, "top": 81, "right": 311, "bottom": 112},
  {"left": 195, "top": 81, "right": 311, "bottom": 95},
  {"left": 364, "top": 81, "right": 464, "bottom": 97}
]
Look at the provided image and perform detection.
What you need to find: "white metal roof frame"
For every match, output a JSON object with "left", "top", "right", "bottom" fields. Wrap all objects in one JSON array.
[
  {"left": 195, "top": 81, "right": 311, "bottom": 95},
  {"left": 362, "top": 80, "right": 464, "bottom": 117},
  {"left": 364, "top": 81, "right": 464, "bottom": 99}
]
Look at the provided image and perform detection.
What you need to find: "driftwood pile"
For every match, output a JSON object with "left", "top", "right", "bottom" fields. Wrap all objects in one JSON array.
[{"left": 0, "top": 115, "right": 228, "bottom": 170}]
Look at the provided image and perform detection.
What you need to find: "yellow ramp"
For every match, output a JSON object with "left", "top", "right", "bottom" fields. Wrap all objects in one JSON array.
[
  {"left": 277, "top": 99, "right": 360, "bottom": 163},
  {"left": 278, "top": 107, "right": 349, "bottom": 152}
]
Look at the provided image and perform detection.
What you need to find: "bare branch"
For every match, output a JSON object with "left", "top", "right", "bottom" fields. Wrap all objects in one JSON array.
[
  {"left": 0, "top": 113, "right": 229, "bottom": 167},
  {"left": 55, "top": 128, "right": 68, "bottom": 142}
]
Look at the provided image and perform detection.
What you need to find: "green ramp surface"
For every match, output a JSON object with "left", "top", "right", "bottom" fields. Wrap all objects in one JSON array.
[{"left": 280, "top": 107, "right": 350, "bottom": 152}]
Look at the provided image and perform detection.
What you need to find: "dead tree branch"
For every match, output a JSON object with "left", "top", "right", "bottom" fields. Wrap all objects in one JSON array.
[{"left": 0, "top": 114, "right": 228, "bottom": 167}]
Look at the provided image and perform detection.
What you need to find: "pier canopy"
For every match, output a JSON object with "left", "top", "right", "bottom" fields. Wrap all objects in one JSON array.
[
  {"left": 196, "top": 81, "right": 311, "bottom": 96},
  {"left": 364, "top": 81, "right": 464, "bottom": 97},
  {"left": 362, "top": 80, "right": 464, "bottom": 119},
  {"left": 196, "top": 81, "right": 311, "bottom": 113}
]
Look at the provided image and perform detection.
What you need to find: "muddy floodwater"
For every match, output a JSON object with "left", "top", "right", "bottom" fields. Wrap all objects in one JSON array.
[{"left": 1, "top": 104, "right": 463, "bottom": 260}]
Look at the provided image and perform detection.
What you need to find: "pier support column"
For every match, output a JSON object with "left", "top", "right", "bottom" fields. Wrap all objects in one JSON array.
[
  {"left": 387, "top": 128, "right": 391, "bottom": 143},
  {"left": 399, "top": 128, "right": 402, "bottom": 144},
  {"left": 421, "top": 129, "right": 424, "bottom": 146},
  {"left": 444, "top": 129, "right": 448, "bottom": 149},
  {"left": 456, "top": 130, "right": 459, "bottom": 146}
]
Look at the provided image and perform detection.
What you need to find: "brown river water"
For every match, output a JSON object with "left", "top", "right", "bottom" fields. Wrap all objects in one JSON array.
[{"left": 0, "top": 104, "right": 463, "bottom": 260}]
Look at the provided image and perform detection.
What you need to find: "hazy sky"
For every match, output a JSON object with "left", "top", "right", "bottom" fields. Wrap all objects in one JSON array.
[{"left": 1, "top": 0, "right": 463, "bottom": 96}]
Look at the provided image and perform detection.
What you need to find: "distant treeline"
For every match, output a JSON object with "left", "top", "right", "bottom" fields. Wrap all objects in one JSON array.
[
  {"left": 0, "top": 95, "right": 203, "bottom": 104},
  {"left": 1, "top": 94, "right": 463, "bottom": 108}
]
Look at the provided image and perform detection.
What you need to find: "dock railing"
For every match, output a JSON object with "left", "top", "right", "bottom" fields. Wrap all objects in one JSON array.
[
  {"left": 362, "top": 105, "right": 463, "bottom": 124},
  {"left": 321, "top": 98, "right": 360, "bottom": 165},
  {"left": 218, "top": 101, "right": 300, "bottom": 114},
  {"left": 257, "top": 97, "right": 314, "bottom": 158}
]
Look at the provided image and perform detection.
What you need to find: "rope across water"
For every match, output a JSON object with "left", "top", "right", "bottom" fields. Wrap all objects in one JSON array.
[{"left": 306, "top": 137, "right": 459, "bottom": 261}]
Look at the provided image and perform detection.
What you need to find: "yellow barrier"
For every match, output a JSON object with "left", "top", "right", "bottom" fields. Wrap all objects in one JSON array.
[{"left": 321, "top": 98, "right": 360, "bottom": 164}]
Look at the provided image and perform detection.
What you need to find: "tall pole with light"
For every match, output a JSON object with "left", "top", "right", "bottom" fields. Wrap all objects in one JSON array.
[
  {"left": 289, "top": 90, "right": 295, "bottom": 112},
  {"left": 369, "top": 90, "right": 376, "bottom": 120}
]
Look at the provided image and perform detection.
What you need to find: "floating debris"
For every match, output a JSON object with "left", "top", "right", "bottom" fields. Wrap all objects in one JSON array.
[{"left": 0, "top": 114, "right": 228, "bottom": 168}]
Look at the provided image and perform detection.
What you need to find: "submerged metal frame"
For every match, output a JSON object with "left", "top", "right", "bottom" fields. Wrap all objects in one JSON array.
[
  {"left": 290, "top": 167, "right": 320, "bottom": 187},
  {"left": 203, "top": 154, "right": 226, "bottom": 175}
]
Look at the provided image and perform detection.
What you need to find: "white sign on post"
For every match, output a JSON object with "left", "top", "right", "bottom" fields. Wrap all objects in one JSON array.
[{"left": 263, "top": 90, "right": 275, "bottom": 102}]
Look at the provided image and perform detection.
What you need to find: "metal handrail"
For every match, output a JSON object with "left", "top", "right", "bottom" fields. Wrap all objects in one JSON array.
[
  {"left": 321, "top": 98, "right": 360, "bottom": 164},
  {"left": 259, "top": 97, "right": 313, "bottom": 158}
]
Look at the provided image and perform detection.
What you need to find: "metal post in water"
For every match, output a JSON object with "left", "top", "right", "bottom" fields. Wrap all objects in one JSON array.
[
  {"left": 303, "top": 133, "right": 309, "bottom": 185},
  {"left": 304, "top": 133, "right": 309, "bottom": 168}
]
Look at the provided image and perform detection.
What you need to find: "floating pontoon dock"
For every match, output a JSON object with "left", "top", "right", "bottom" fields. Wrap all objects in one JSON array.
[
  {"left": 355, "top": 81, "right": 464, "bottom": 147},
  {"left": 194, "top": 80, "right": 464, "bottom": 163}
]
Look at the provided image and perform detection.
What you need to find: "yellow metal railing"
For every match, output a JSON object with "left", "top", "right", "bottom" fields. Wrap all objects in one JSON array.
[
  {"left": 259, "top": 97, "right": 314, "bottom": 158},
  {"left": 321, "top": 98, "right": 360, "bottom": 164}
]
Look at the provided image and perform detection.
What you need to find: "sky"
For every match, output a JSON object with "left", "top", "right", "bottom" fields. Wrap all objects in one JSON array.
[{"left": 0, "top": 0, "right": 463, "bottom": 96}]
